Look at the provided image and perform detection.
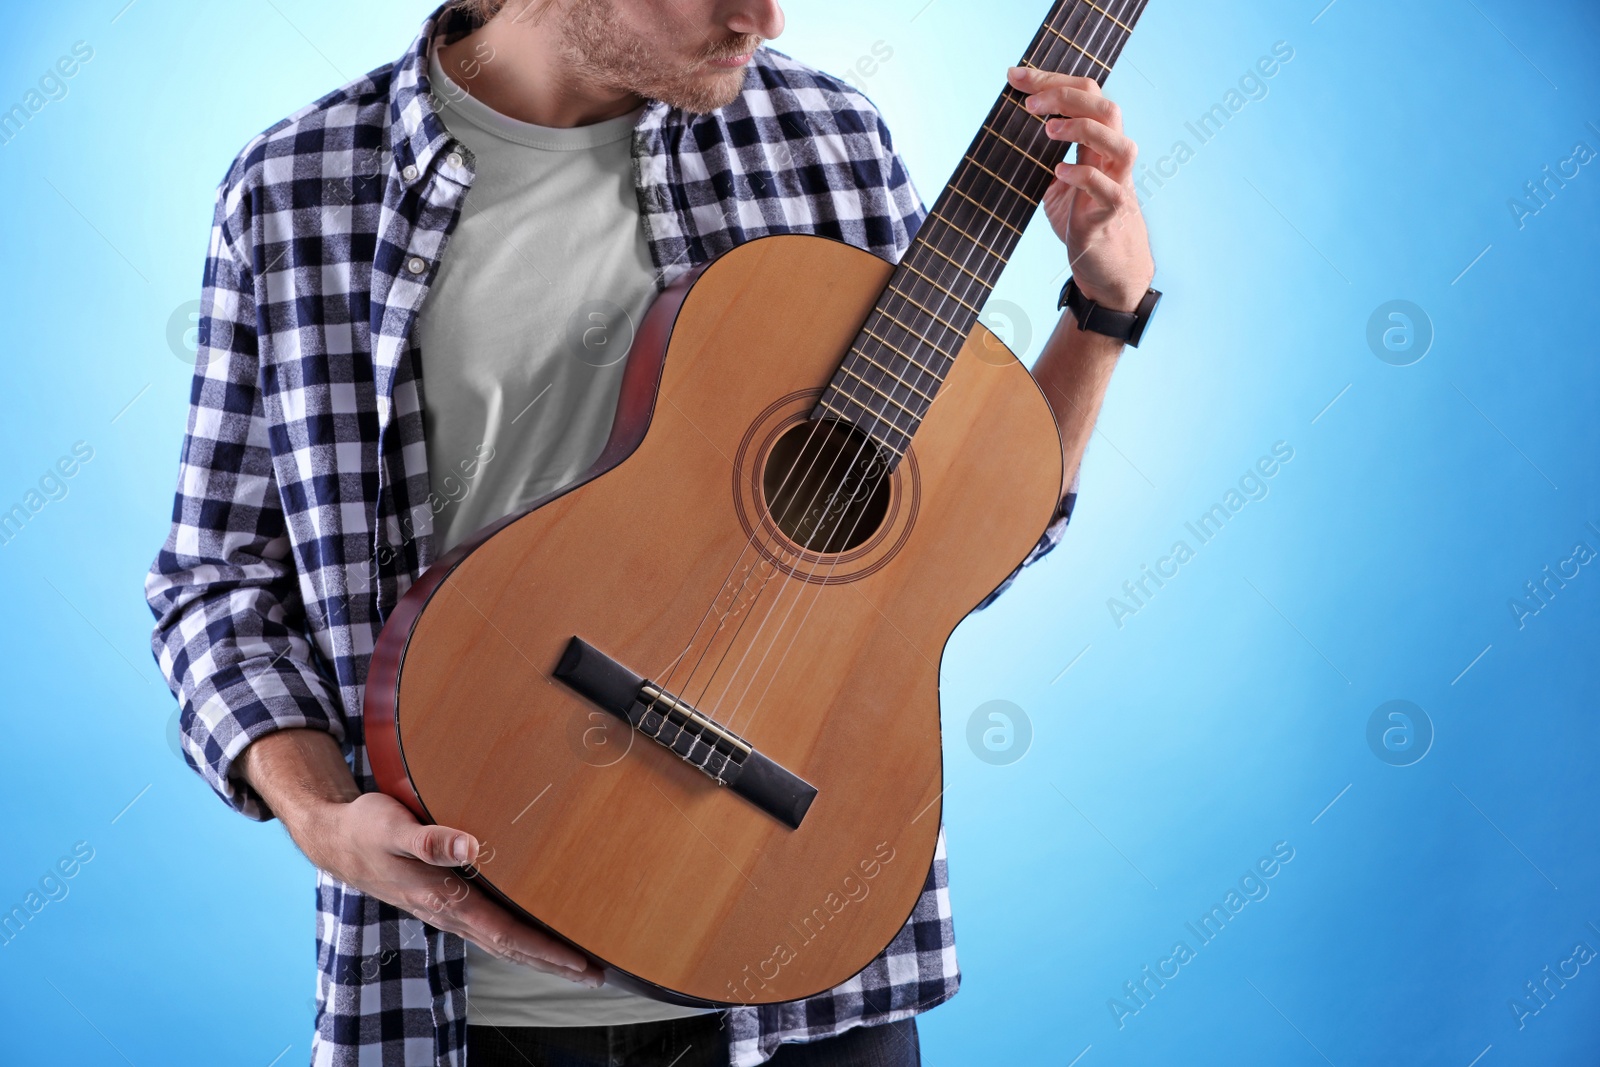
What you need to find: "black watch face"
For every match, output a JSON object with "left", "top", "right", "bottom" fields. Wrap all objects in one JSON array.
[{"left": 1128, "top": 289, "right": 1160, "bottom": 346}]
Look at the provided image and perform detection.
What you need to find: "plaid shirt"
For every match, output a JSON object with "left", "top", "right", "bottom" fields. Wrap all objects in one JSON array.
[{"left": 145, "top": 6, "right": 1071, "bottom": 1065}]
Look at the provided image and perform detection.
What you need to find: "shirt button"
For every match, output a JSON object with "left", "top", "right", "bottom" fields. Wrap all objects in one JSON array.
[
  {"left": 446, "top": 152, "right": 463, "bottom": 170},
  {"left": 406, "top": 257, "right": 428, "bottom": 276},
  {"left": 401, "top": 164, "right": 419, "bottom": 181}
]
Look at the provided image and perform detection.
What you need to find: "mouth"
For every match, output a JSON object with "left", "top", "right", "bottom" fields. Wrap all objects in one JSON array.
[
  {"left": 701, "top": 35, "right": 762, "bottom": 71},
  {"left": 704, "top": 52, "right": 754, "bottom": 70}
]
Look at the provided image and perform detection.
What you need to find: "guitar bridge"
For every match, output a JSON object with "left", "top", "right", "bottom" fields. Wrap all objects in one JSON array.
[{"left": 553, "top": 637, "right": 818, "bottom": 830}]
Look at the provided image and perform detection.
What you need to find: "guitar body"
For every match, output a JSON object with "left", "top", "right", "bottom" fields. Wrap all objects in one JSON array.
[{"left": 366, "top": 233, "right": 1062, "bottom": 1005}]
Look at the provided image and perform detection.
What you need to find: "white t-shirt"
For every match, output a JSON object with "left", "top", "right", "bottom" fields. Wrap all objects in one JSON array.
[{"left": 417, "top": 42, "right": 714, "bottom": 1027}]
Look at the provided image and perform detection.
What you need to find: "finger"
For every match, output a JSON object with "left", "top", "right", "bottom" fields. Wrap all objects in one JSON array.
[
  {"left": 1044, "top": 117, "right": 1136, "bottom": 182},
  {"left": 1022, "top": 86, "right": 1121, "bottom": 132},
  {"left": 442, "top": 890, "right": 604, "bottom": 983},
  {"left": 1053, "top": 162, "right": 1130, "bottom": 215},
  {"left": 1006, "top": 66, "right": 1101, "bottom": 99},
  {"left": 385, "top": 852, "right": 603, "bottom": 983}
]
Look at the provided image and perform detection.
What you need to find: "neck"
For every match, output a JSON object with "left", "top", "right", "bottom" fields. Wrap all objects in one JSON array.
[
  {"left": 811, "top": 0, "right": 1147, "bottom": 466},
  {"left": 437, "top": 7, "right": 644, "bottom": 128}
]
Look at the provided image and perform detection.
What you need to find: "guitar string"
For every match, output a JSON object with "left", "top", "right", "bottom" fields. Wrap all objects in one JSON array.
[
  {"left": 638, "top": 0, "right": 1134, "bottom": 748},
  {"left": 675, "top": 1, "right": 1136, "bottom": 755},
  {"left": 695, "top": 0, "right": 1138, "bottom": 737},
  {"left": 690, "top": 0, "right": 1133, "bottom": 737},
  {"left": 708, "top": 1, "right": 1142, "bottom": 741},
  {"left": 693, "top": 0, "right": 1139, "bottom": 739}
]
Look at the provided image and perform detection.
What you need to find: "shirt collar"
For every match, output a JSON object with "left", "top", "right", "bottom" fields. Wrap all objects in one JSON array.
[{"left": 388, "top": 3, "right": 478, "bottom": 189}]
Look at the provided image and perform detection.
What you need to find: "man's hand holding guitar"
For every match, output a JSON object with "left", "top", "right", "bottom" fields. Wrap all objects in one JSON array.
[
  {"left": 1011, "top": 66, "right": 1156, "bottom": 309},
  {"left": 1009, "top": 65, "right": 1156, "bottom": 502}
]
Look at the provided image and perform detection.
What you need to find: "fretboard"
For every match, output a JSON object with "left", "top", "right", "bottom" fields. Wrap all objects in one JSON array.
[{"left": 814, "top": 0, "right": 1149, "bottom": 464}]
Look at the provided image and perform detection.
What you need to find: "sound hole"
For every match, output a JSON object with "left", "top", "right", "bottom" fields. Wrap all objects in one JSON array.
[{"left": 761, "top": 419, "right": 892, "bottom": 554}]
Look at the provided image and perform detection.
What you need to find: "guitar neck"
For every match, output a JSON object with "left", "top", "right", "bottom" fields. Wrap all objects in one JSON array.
[{"left": 814, "top": 0, "right": 1150, "bottom": 465}]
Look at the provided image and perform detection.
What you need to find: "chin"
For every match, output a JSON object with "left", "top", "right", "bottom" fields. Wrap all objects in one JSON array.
[{"left": 656, "top": 67, "right": 749, "bottom": 114}]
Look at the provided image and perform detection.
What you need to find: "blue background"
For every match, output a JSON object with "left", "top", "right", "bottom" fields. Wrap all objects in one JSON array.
[{"left": 1, "top": 0, "right": 1596, "bottom": 1064}]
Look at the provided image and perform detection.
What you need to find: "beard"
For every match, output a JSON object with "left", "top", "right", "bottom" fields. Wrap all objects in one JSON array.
[{"left": 552, "top": 0, "right": 761, "bottom": 114}]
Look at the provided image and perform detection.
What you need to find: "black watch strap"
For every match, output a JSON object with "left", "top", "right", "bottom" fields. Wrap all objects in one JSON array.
[{"left": 1058, "top": 277, "right": 1162, "bottom": 347}]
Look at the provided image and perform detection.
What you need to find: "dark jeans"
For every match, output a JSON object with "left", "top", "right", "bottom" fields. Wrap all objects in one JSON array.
[{"left": 467, "top": 1014, "right": 920, "bottom": 1067}]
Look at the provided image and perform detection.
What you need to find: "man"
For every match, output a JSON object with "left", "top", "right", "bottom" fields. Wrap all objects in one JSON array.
[{"left": 145, "top": 0, "right": 1154, "bottom": 1064}]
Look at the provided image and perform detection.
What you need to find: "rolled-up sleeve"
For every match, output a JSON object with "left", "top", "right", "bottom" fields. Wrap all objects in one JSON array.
[{"left": 144, "top": 177, "right": 344, "bottom": 821}]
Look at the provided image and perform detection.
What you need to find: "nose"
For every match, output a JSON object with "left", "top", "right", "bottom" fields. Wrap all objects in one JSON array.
[{"left": 726, "top": 0, "right": 784, "bottom": 41}]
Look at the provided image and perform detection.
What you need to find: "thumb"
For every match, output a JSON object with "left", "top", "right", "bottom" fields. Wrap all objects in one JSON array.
[{"left": 396, "top": 820, "right": 480, "bottom": 868}]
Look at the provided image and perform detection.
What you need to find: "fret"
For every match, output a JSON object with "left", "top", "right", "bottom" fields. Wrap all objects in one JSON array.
[
  {"left": 933, "top": 196, "right": 1023, "bottom": 265},
  {"left": 914, "top": 237, "right": 995, "bottom": 291},
  {"left": 885, "top": 282, "right": 967, "bottom": 336},
  {"left": 899, "top": 261, "right": 983, "bottom": 315},
  {"left": 999, "top": 89, "right": 1048, "bottom": 124},
  {"left": 1027, "top": 1, "right": 1138, "bottom": 84},
  {"left": 826, "top": 377, "right": 921, "bottom": 434},
  {"left": 817, "top": 393, "right": 910, "bottom": 447},
  {"left": 853, "top": 341, "right": 939, "bottom": 399},
  {"left": 960, "top": 152, "right": 1033, "bottom": 205},
  {"left": 1083, "top": 0, "right": 1133, "bottom": 33},
  {"left": 1042, "top": 22, "right": 1112, "bottom": 72},
  {"left": 817, "top": 392, "right": 909, "bottom": 456},
  {"left": 987, "top": 104, "right": 1050, "bottom": 162},
  {"left": 973, "top": 116, "right": 1062, "bottom": 203},
  {"left": 811, "top": 0, "right": 1148, "bottom": 469},
  {"left": 980, "top": 122, "right": 1056, "bottom": 180},
  {"left": 869, "top": 306, "right": 960, "bottom": 362},
  {"left": 979, "top": 101, "right": 1056, "bottom": 156},
  {"left": 1052, "top": 0, "right": 1115, "bottom": 57},
  {"left": 815, "top": 393, "right": 855, "bottom": 424},
  {"left": 920, "top": 214, "right": 1009, "bottom": 279},
  {"left": 944, "top": 184, "right": 1024, "bottom": 236},
  {"left": 925, "top": 207, "right": 1009, "bottom": 262},
  {"left": 839, "top": 366, "right": 926, "bottom": 420},
  {"left": 1094, "top": 2, "right": 1140, "bottom": 69}
]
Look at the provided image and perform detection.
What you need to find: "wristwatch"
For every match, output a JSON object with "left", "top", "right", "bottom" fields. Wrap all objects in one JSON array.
[{"left": 1058, "top": 277, "right": 1162, "bottom": 347}]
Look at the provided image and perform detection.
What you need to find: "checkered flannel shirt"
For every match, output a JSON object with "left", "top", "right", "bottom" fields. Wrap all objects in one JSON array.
[{"left": 145, "top": 5, "right": 1072, "bottom": 1065}]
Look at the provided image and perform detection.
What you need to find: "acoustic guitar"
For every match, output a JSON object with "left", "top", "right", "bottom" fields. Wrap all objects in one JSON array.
[{"left": 367, "top": 0, "right": 1148, "bottom": 1007}]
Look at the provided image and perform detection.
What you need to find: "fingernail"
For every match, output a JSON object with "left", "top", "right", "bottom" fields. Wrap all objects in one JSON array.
[
  {"left": 1025, "top": 96, "right": 1041, "bottom": 112},
  {"left": 451, "top": 836, "right": 471, "bottom": 862}
]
